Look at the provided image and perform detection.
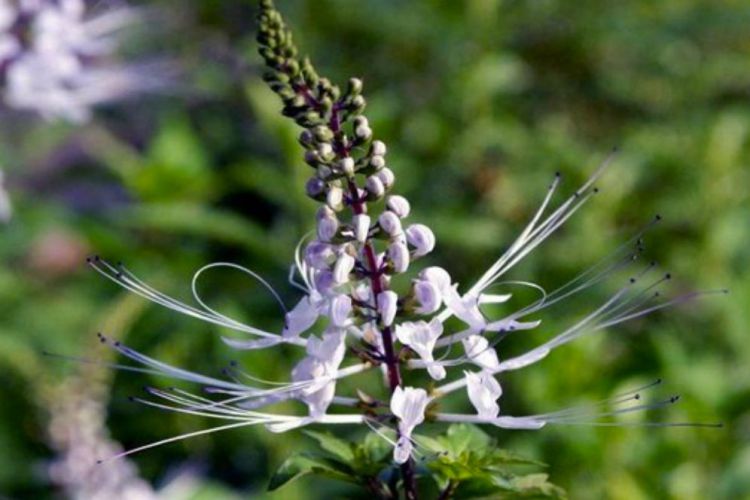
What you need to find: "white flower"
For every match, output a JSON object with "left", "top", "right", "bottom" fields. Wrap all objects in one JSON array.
[
  {"left": 390, "top": 386, "right": 430, "bottom": 464},
  {"left": 413, "top": 279, "right": 441, "bottom": 315},
  {"left": 386, "top": 195, "right": 410, "bottom": 218},
  {"left": 405, "top": 224, "right": 435, "bottom": 257},
  {"left": 1, "top": 0, "right": 166, "bottom": 122},
  {"left": 292, "top": 328, "right": 346, "bottom": 418},
  {"left": 388, "top": 241, "right": 410, "bottom": 273},
  {"left": 396, "top": 319, "right": 445, "bottom": 380},
  {"left": 465, "top": 370, "right": 502, "bottom": 419},
  {"left": 461, "top": 334, "right": 500, "bottom": 370},
  {"left": 377, "top": 290, "right": 398, "bottom": 327},
  {"left": 353, "top": 214, "right": 370, "bottom": 243}
]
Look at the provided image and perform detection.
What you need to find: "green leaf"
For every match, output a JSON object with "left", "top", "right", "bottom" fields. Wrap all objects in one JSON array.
[
  {"left": 268, "top": 453, "right": 356, "bottom": 491},
  {"left": 441, "top": 423, "right": 491, "bottom": 456},
  {"left": 303, "top": 430, "right": 355, "bottom": 463}
]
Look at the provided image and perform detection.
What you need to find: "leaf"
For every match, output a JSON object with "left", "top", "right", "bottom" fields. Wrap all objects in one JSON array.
[
  {"left": 441, "top": 423, "right": 491, "bottom": 456},
  {"left": 506, "top": 473, "right": 567, "bottom": 499},
  {"left": 303, "top": 430, "right": 355, "bottom": 463},
  {"left": 268, "top": 453, "right": 356, "bottom": 491}
]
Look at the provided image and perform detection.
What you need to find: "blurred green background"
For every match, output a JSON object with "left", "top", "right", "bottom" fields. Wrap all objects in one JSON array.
[{"left": 1, "top": 0, "right": 748, "bottom": 498}]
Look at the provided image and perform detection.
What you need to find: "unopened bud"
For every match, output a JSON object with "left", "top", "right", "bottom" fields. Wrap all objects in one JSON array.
[
  {"left": 306, "top": 177, "right": 326, "bottom": 199},
  {"left": 299, "top": 130, "right": 314, "bottom": 147},
  {"left": 348, "top": 77, "right": 363, "bottom": 95},
  {"left": 330, "top": 294, "right": 352, "bottom": 327},
  {"left": 406, "top": 224, "right": 435, "bottom": 257},
  {"left": 377, "top": 291, "right": 398, "bottom": 327},
  {"left": 413, "top": 280, "right": 441, "bottom": 315},
  {"left": 378, "top": 211, "right": 402, "bottom": 236},
  {"left": 370, "top": 155, "right": 385, "bottom": 169},
  {"left": 353, "top": 214, "right": 371, "bottom": 243},
  {"left": 317, "top": 212, "right": 339, "bottom": 242},
  {"left": 388, "top": 242, "right": 410, "bottom": 273},
  {"left": 304, "top": 149, "right": 320, "bottom": 166},
  {"left": 377, "top": 167, "right": 395, "bottom": 188},
  {"left": 371, "top": 140, "right": 387, "bottom": 156},
  {"left": 418, "top": 267, "right": 452, "bottom": 293},
  {"left": 386, "top": 195, "right": 410, "bottom": 218},
  {"left": 318, "top": 142, "right": 334, "bottom": 160},
  {"left": 333, "top": 253, "right": 355, "bottom": 284},
  {"left": 365, "top": 175, "right": 385, "bottom": 199},
  {"left": 355, "top": 124, "right": 372, "bottom": 140},
  {"left": 327, "top": 186, "right": 344, "bottom": 211},
  {"left": 339, "top": 157, "right": 355, "bottom": 176}
]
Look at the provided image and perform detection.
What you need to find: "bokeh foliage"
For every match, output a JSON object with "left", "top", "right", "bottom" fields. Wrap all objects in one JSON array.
[{"left": 0, "top": 0, "right": 748, "bottom": 498}]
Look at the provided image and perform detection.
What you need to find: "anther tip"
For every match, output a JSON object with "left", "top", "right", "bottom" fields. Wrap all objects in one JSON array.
[
  {"left": 555, "top": 171, "right": 561, "bottom": 177},
  {"left": 656, "top": 378, "right": 663, "bottom": 384},
  {"left": 593, "top": 187, "right": 600, "bottom": 194},
  {"left": 634, "top": 393, "right": 641, "bottom": 400},
  {"left": 665, "top": 273, "right": 672, "bottom": 280},
  {"left": 629, "top": 277, "right": 636, "bottom": 284},
  {"left": 655, "top": 214, "right": 662, "bottom": 221},
  {"left": 96, "top": 459, "right": 103, "bottom": 465},
  {"left": 230, "top": 360, "right": 239, "bottom": 367},
  {"left": 127, "top": 396, "right": 136, "bottom": 403}
]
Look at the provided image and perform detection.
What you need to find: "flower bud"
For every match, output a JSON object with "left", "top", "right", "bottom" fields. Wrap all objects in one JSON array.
[
  {"left": 304, "top": 241, "right": 335, "bottom": 269},
  {"left": 354, "top": 116, "right": 370, "bottom": 129},
  {"left": 326, "top": 185, "right": 344, "bottom": 211},
  {"left": 371, "top": 140, "right": 387, "bottom": 157},
  {"left": 370, "top": 155, "right": 385, "bottom": 170},
  {"left": 348, "top": 77, "right": 363, "bottom": 95},
  {"left": 318, "top": 142, "right": 334, "bottom": 160},
  {"left": 353, "top": 214, "right": 370, "bottom": 243},
  {"left": 388, "top": 241, "right": 410, "bottom": 273},
  {"left": 330, "top": 294, "right": 352, "bottom": 327},
  {"left": 316, "top": 210, "right": 339, "bottom": 242},
  {"left": 339, "top": 157, "right": 355, "bottom": 176},
  {"left": 317, "top": 165, "right": 333, "bottom": 180},
  {"left": 419, "top": 266, "right": 452, "bottom": 293},
  {"left": 377, "top": 167, "right": 395, "bottom": 189},
  {"left": 305, "top": 177, "right": 326, "bottom": 199},
  {"left": 413, "top": 280, "right": 441, "bottom": 315},
  {"left": 406, "top": 224, "right": 435, "bottom": 257},
  {"left": 351, "top": 95, "right": 366, "bottom": 112},
  {"left": 386, "top": 195, "right": 410, "bottom": 218},
  {"left": 299, "top": 129, "right": 314, "bottom": 147},
  {"left": 365, "top": 175, "right": 385, "bottom": 198},
  {"left": 333, "top": 253, "right": 355, "bottom": 284},
  {"left": 355, "top": 124, "right": 372, "bottom": 140},
  {"left": 377, "top": 290, "right": 398, "bottom": 327},
  {"left": 378, "top": 211, "right": 402, "bottom": 236},
  {"left": 304, "top": 149, "right": 320, "bottom": 166}
]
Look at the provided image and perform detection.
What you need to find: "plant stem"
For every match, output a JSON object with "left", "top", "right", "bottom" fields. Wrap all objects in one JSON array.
[{"left": 347, "top": 179, "right": 418, "bottom": 499}]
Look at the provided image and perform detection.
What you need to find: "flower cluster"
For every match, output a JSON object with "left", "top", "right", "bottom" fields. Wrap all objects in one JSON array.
[
  {"left": 88, "top": 0, "right": 722, "bottom": 494},
  {"left": 0, "top": 0, "right": 158, "bottom": 122}
]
